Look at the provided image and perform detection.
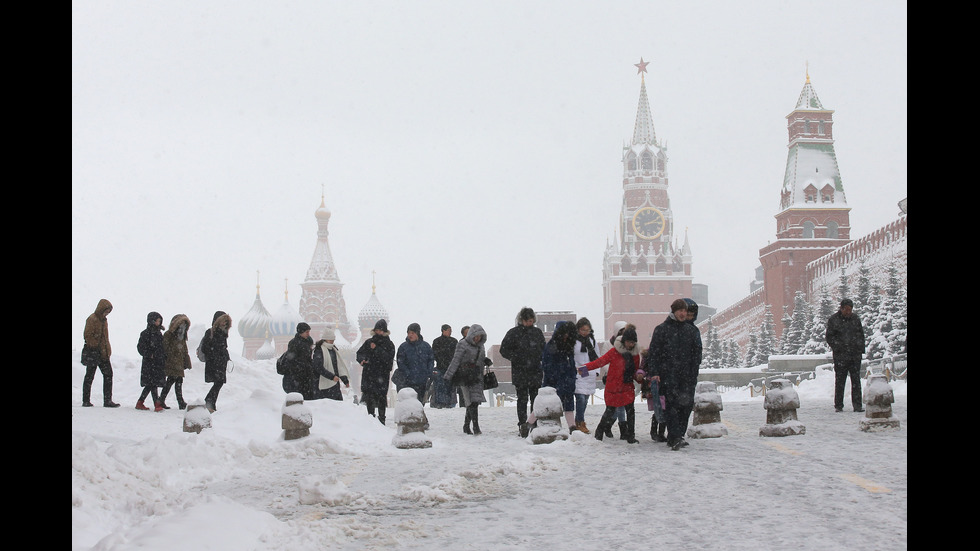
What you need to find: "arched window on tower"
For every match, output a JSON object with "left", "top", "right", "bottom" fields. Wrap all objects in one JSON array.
[
  {"left": 802, "top": 221, "right": 815, "bottom": 239},
  {"left": 627, "top": 152, "right": 637, "bottom": 171},
  {"left": 826, "top": 220, "right": 839, "bottom": 239},
  {"left": 636, "top": 257, "right": 648, "bottom": 275},
  {"left": 641, "top": 151, "right": 653, "bottom": 171},
  {"left": 621, "top": 257, "right": 632, "bottom": 273}
]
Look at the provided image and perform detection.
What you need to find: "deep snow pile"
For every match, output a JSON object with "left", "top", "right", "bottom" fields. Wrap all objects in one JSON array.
[{"left": 72, "top": 350, "right": 906, "bottom": 550}]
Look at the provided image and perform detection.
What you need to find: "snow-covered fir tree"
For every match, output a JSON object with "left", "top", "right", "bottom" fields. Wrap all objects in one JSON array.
[
  {"left": 802, "top": 286, "right": 833, "bottom": 354},
  {"left": 757, "top": 305, "right": 776, "bottom": 362},
  {"left": 703, "top": 320, "right": 723, "bottom": 368},
  {"left": 867, "top": 264, "right": 907, "bottom": 359},
  {"left": 745, "top": 331, "right": 760, "bottom": 367},
  {"left": 855, "top": 259, "right": 873, "bottom": 316},
  {"left": 779, "top": 306, "right": 793, "bottom": 353},
  {"left": 728, "top": 339, "right": 741, "bottom": 368},
  {"left": 782, "top": 292, "right": 810, "bottom": 354},
  {"left": 838, "top": 267, "right": 851, "bottom": 302}
]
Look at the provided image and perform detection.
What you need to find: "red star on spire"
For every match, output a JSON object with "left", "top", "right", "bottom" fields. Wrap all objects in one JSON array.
[{"left": 634, "top": 57, "right": 649, "bottom": 74}]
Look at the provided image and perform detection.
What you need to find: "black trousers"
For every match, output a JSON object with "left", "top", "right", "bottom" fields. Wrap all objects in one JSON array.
[
  {"left": 82, "top": 360, "right": 114, "bottom": 405},
  {"left": 664, "top": 390, "right": 694, "bottom": 442},
  {"left": 515, "top": 384, "right": 539, "bottom": 426},
  {"left": 160, "top": 376, "right": 185, "bottom": 406},
  {"left": 834, "top": 356, "right": 863, "bottom": 410},
  {"left": 138, "top": 386, "right": 160, "bottom": 404}
]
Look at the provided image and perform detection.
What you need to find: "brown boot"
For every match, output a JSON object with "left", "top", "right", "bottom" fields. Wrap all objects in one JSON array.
[{"left": 577, "top": 421, "right": 590, "bottom": 434}]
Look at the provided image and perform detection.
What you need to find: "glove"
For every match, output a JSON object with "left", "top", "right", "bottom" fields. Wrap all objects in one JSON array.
[
  {"left": 577, "top": 365, "right": 589, "bottom": 377},
  {"left": 484, "top": 358, "right": 493, "bottom": 367},
  {"left": 340, "top": 376, "right": 349, "bottom": 386}
]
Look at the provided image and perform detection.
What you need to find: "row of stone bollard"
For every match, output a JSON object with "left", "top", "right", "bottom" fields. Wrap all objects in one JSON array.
[{"left": 181, "top": 374, "right": 900, "bottom": 443}]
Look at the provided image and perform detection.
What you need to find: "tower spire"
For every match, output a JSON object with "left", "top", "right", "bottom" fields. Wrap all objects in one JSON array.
[{"left": 632, "top": 58, "right": 657, "bottom": 146}]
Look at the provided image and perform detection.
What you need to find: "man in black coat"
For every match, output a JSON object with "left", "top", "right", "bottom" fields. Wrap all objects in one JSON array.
[
  {"left": 826, "top": 298, "right": 866, "bottom": 412},
  {"left": 282, "top": 322, "right": 315, "bottom": 399},
  {"left": 356, "top": 319, "right": 396, "bottom": 424},
  {"left": 644, "top": 299, "right": 703, "bottom": 451},
  {"left": 430, "top": 324, "right": 458, "bottom": 408},
  {"left": 500, "top": 307, "right": 546, "bottom": 436}
]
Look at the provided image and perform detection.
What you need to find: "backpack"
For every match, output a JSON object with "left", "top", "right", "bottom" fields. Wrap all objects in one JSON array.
[
  {"left": 196, "top": 330, "right": 209, "bottom": 362},
  {"left": 276, "top": 352, "right": 287, "bottom": 375}
]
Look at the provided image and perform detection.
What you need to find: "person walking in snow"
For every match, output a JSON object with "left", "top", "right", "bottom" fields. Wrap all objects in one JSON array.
[
  {"left": 444, "top": 324, "right": 489, "bottom": 435},
  {"left": 826, "top": 298, "right": 866, "bottom": 413},
  {"left": 201, "top": 311, "right": 232, "bottom": 412},
  {"left": 584, "top": 326, "right": 642, "bottom": 443},
  {"left": 281, "top": 322, "right": 314, "bottom": 398},
  {"left": 357, "top": 319, "right": 396, "bottom": 424},
  {"left": 644, "top": 299, "right": 703, "bottom": 450},
  {"left": 160, "top": 314, "right": 191, "bottom": 410},
  {"left": 572, "top": 317, "right": 600, "bottom": 434},
  {"left": 136, "top": 311, "right": 166, "bottom": 411},
  {"left": 539, "top": 320, "right": 580, "bottom": 434},
  {"left": 81, "top": 298, "right": 120, "bottom": 408},
  {"left": 499, "top": 307, "right": 546, "bottom": 437},
  {"left": 311, "top": 326, "right": 350, "bottom": 401},
  {"left": 396, "top": 323, "right": 435, "bottom": 401},
  {"left": 430, "top": 324, "right": 458, "bottom": 408}
]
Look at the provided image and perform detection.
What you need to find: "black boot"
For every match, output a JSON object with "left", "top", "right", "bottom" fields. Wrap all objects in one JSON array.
[
  {"left": 470, "top": 405, "right": 481, "bottom": 435},
  {"left": 656, "top": 422, "right": 667, "bottom": 442},
  {"left": 464, "top": 407, "right": 472, "bottom": 434},
  {"left": 618, "top": 422, "right": 629, "bottom": 441},
  {"left": 651, "top": 419, "right": 658, "bottom": 441},
  {"left": 625, "top": 420, "right": 638, "bottom": 444}
]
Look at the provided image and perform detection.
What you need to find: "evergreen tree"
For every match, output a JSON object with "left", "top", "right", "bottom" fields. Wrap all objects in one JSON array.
[
  {"left": 728, "top": 339, "right": 741, "bottom": 368},
  {"left": 856, "top": 259, "right": 873, "bottom": 317},
  {"left": 779, "top": 306, "right": 793, "bottom": 353},
  {"left": 704, "top": 321, "right": 723, "bottom": 368},
  {"left": 803, "top": 286, "right": 833, "bottom": 354},
  {"left": 838, "top": 267, "right": 851, "bottom": 303},
  {"left": 746, "top": 331, "right": 760, "bottom": 367},
  {"left": 783, "top": 292, "right": 809, "bottom": 354},
  {"left": 758, "top": 305, "right": 776, "bottom": 362}
]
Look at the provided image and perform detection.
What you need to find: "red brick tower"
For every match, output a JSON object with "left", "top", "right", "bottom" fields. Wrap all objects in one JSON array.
[
  {"left": 602, "top": 59, "right": 693, "bottom": 342},
  {"left": 759, "top": 73, "right": 851, "bottom": 336}
]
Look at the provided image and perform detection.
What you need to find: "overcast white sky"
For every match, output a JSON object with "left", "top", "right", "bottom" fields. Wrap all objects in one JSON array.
[{"left": 72, "top": 1, "right": 907, "bottom": 354}]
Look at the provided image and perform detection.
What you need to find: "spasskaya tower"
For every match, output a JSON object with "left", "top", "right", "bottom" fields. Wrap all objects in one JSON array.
[{"left": 602, "top": 59, "right": 693, "bottom": 341}]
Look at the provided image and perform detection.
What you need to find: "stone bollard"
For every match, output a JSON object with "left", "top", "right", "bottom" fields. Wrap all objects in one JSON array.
[
  {"left": 282, "top": 392, "right": 313, "bottom": 441},
  {"left": 529, "top": 387, "right": 568, "bottom": 444},
  {"left": 687, "top": 381, "right": 728, "bottom": 439},
  {"left": 759, "top": 378, "right": 806, "bottom": 437},
  {"left": 859, "top": 373, "right": 900, "bottom": 432},
  {"left": 183, "top": 399, "right": 212, "bottom": 434},
  {"left": 392, "top": 388, "right": 432, "bottom": 449}
]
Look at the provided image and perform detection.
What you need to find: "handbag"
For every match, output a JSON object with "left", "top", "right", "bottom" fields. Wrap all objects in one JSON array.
[
  {"left": 391, "top": 368, "right": 408, "bottom": 389},
  {"left": 452, "top": 362, "right": 481, "bottom": 386},
  {"left": 81, "top": 344, "right": 100, "bottom": 367},
  {"left": 483, "top": 367, "right": 499, "bottom": 390}
]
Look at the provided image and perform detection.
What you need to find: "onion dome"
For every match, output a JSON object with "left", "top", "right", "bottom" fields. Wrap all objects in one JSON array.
[
  {"left": 358, "top": 285, "right": 389, "bottom": 330},
  {"left": 238, "top": 274, "right": 273, "bottom": 339},
  {"left": 255, "top": 334, "right": 276, "bottom": 360},
  {"left": 270, "top": 283, "right": 304, "bottom": 337}
]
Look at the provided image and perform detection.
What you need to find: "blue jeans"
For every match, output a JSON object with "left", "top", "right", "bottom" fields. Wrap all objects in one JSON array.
[{"left": 574, "top": 393, "right": 589, "bottom": 422}]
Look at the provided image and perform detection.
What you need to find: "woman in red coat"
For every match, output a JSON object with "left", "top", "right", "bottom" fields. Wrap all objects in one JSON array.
[{"left": 584, "top": 326, "right": 641, "bottom": 443}]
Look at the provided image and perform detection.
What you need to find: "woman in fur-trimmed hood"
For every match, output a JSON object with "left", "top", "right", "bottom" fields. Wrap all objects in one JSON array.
[
  {"left": 160, "top": 314, "right": 191, "bottom": 409},
  {"left": 202, "top": 311, "right": 232, "bottom": 412},
  {"left": 444, "top": 324, "right": 488, "bottom": 435}
]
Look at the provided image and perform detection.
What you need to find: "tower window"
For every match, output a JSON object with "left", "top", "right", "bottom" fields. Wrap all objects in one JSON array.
[
  {"left": 802, "top": 221, "right": 815, "bottom": 239},
  {"left": 826, "top": 221, "right": 839, "bottom": 239},
  {"left": 641, "top": 152, "right": 653, "bottom": 170}
]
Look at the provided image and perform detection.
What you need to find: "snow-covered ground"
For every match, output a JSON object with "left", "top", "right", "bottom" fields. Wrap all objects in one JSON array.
[{"left": 72, "top": 350, "right": 907, "bottom": 550}]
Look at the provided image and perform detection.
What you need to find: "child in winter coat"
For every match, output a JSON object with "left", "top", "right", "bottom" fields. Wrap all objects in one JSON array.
[{"left": 582, "top": 327, "right": 641, "bottom": 443}]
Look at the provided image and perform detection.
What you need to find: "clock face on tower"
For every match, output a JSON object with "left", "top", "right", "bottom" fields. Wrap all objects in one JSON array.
[{"left": 631, "top": 207, "right": 666, "bottom": 240}]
